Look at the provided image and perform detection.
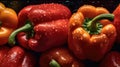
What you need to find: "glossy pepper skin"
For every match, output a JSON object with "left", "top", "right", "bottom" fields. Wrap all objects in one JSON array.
[
  {"left": 8, "top": 3, "right": 71, "bottom": 52},
  {"left": 68, "top": 5, "right": 116, "bottom": 61},
  {"left": 0, "top": 46, "right": 37, "bottom": 67},
  {"left": 39, "top": 47, "right": 84, "bottom": 67},
  {"left": 100, "top": 51, "right": 120, "bottom": 67},
  {"left": 113, "top": 4, "right": 120, "bottom": 44},
  {"left": 0, "top": 2, "right": 18, "bottom": 45}
]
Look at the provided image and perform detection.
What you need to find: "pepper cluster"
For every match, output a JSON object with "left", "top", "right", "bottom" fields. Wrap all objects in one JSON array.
[{"left": 0, "top": 1, "right": 120, "bottom": 67}]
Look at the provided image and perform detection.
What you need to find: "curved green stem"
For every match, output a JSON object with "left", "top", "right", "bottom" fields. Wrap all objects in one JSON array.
[
  {"left": 83, "top": 14, "right": 114, "bottom": 34},
  {"left": 49, "top": 59, "right": 61, "bottom": 67},
  {"left": 8, "top": 20, "right": 33, "bottom": 46},
  {"left": 89, "top": 14, "right": 114, "bottom": 23}
]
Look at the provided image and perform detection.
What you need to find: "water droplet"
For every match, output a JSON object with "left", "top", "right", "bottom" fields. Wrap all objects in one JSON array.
[
  {"left": 73, "top": 36, "right": 75, "bottom": 39},
  {"left": 43, "top": 29, "right": 46, "bottom": 32},
  {"left": 43, "top": 14, "right": 46, "bottom": 17},
  {"left": 55, "top": 29, "right": 58, "bottom": 32},
  {"left": 72, "top": 23, "right": 75, "bottom": 26},
  {"left": 94, "top": 40, "right": 97, "bottom": 43},
  {"left": 45, "top": 33, "right": 47, "bottom": 35},
  {"left": 52, "top": 27, "right": 55, "bottom": 30},
  {"left": 79, "top": 37, "right": 83, "bottom": 40},
  {"left": 104, "top": 39, "right": 108, "bottom": 43},
  {"left": 35, "top": 28, "right": 39, "bottom": 32}
]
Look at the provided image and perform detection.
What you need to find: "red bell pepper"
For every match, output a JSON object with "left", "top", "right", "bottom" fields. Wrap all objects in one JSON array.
[
  {"left": 8, "top": 3, "right": 71, "bottom": 52},
  {"left": 39, "top": 47, "right": 84, "bottom": 67},
  {"left": 100, "top": 51, "right": 120, "bottom": 67},
  {"left": 68, "top": 5, "right": 116, "bottom": 61},
  {"left": 113, "top": 4, "right": 120, "bottom": 44},
  {"left": 0, "top": 46, "right": 37, "bottom": 67}
]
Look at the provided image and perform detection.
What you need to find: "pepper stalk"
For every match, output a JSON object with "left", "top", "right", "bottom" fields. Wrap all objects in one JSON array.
[
  {"left": 83, "top": 14, "right": 114, "bottom": 34},
  {"left": 49, "top": 59, "right": 61, "bottom": 67},
  {"left": 8, "top": 20, "right": 33, "bottom": 46}
]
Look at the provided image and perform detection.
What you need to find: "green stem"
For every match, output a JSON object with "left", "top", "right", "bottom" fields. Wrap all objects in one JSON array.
[
  {"left": 8, "top": 20, "right": 33, "bottom": 46},
  {"left": 86, "top": 14, "right": 114, "bottom": 34},
  {"left": 49, "top": 59, "right": 61, "bottom": 67},
  {"left": 90, "top": 14, "right": 114, "bottom": 23}
]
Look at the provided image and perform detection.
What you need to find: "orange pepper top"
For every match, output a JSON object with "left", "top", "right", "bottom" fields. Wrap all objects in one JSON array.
[
  {"left": 0, "top": 2, "right": 18, "bottom": 45},
  {"left": 69, "top": 5, "right": 112, "bottom": 32},
  {"left": 77, "top": 5, "right": 109, "bottom": 18}
]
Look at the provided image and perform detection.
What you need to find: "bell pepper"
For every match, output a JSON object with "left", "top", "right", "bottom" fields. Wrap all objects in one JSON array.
[
  {"left": 39, "top": 47, "right": 84, "bottom": 67},
  {"left": 8, "top": 3, "right": 71, "bottom": 52},
  {"left": 0, "top": 46, "right": 37, "bottom": 67},
  {"left": 68, "top": 5, "right": 116, "bottom": 61},
  {"left": 113, "top": 4, "right": 120, "bottom": 44},
  {"left": 0, "top": 2, "right": 18, "bottom": 45},
  {"left": 100, "top": 51, "right": 120, "bottom": 67}
]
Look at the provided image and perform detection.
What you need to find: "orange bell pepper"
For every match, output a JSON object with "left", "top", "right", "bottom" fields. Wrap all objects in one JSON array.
[
  {"left": 68, "top": 5, "right": 116, "bottom": 61},
  {"left": 0, "top": 2, "right": 18, "bottom": 45}
]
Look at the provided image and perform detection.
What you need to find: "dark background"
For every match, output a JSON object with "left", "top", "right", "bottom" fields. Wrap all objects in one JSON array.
[{"left": 0, "top": 0, "right": 120, "bottom": 13}]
